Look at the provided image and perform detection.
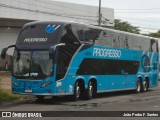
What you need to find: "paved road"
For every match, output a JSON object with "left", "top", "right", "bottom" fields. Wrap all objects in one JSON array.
[{"left": 0, "top": 83, "right": 160, "bottom": 120}]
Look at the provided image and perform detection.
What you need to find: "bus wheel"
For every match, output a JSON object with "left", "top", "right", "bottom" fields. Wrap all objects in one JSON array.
[
  {"left": 85, "top": 81, "right": 94, "bottom": 100},
  {"left": 36, "top": 95, "right": 44, "bottom": 102},
  {"left": 136, "top": 79, "right": 142, "bottom": 93},
  {"left": 73, "top": 81, "right": 81, "bottom": 101},
  {"left": 143, "top": 79, "right": 149, "bottom": 92}
]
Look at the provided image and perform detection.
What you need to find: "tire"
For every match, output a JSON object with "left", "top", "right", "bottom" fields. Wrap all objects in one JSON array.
[
  {"left": 50, "top": 96, "right": 55, "bottom": 104},
  {"left": 136, "top": 79, "right": 143, "bottom": 93},
  {"left": 73, "top": 81, "right": 81, "bottom": 101},
  {"left": 143, "top": 79, "right": 149, "bottom": 92},
  {"left": 36, "top": 95, "right": 44, "bottom": 102},
  {"left": 85, "top": 81, "right": 94, "bottom": 100}
]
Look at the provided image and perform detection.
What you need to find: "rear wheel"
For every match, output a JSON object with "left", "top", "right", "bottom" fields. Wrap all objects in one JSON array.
[
  {"left": 73, "top": 81, "right": 81, "bottom": 101},
  {"left": 85, "top": 81, "right": 94, "bottom": 100},
  {"left": 143, "top": 79, "right": 149, "bottom": 92},
  {"left": 136, "top": 79, "right": 143, "bottom": 93}
]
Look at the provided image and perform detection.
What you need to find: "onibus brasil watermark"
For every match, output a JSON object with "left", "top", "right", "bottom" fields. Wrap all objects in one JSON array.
[{"left": 1, "top": 112, "right": 42, "bottom": 118}]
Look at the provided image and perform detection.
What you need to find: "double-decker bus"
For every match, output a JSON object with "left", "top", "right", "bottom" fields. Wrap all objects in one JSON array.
[{"left": 1, "top": 21, "right": 159, "bottom": 101}]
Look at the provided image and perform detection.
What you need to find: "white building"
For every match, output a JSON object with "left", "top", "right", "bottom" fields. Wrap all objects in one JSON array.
[{"left": 0, "top": 0, "right": 114, "bottom": 55}]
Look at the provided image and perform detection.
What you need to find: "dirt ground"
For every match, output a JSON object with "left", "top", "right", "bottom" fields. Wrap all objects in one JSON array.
[{"left": 0, "top": 71, "right": 11, "bottom": 89}]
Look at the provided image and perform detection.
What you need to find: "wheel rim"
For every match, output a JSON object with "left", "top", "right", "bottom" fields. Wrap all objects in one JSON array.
[
  {"left": 89, "top": 82, "right": 93, "bottom": 98},
  {"left": 137, "top": 82, "right": 141, "bottom": 92},
  {"left": 76, "top": 83, "right": 80, "bottom": 99},
  {"left": 143, "top": 81, "right": 147, "bottom": 91}
]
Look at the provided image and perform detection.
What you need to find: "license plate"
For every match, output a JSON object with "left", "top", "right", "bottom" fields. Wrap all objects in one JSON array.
[{"left": 25, "top": 90, "right": 32, "bottom": 93}]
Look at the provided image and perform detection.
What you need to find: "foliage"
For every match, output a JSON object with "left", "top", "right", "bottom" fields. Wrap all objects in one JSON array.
[
  {"left": 113, "top": 19, "right": 140, "bottom": 34},
  {"left": 148, "top": 30, "right": 160, "bottom": 38},
  {"left": 0, "top": 90, "right": 21, "bottom": 103},
  {"left": 0, "top": 89, "right": 31, "bottom": 103},
  {"left": 0, "top": 73, "right": 25, "bottom": 103}
]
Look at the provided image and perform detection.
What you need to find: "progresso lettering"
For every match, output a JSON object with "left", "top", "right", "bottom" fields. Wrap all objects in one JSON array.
[
  {"left": 24, "top": 38, "right": 48, "bottom": 43},
  {"left": 93, "top": 48, "right": 121, "bottom": 58}
]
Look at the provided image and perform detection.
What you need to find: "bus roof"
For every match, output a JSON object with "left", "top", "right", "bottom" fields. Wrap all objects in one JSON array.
[{"left": 23, "top": 20, "right": 159, "bottom": 42}]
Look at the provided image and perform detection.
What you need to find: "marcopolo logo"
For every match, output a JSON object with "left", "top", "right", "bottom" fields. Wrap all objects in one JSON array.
[
  {"left": 45, "top": 24, "right": 61, "bottom": 34},
  {"left": 45, "top": 25, "right": 55, "bottom": 34},
  {"left": 93, "top": 48, "right": 121, "bottom": 58}
]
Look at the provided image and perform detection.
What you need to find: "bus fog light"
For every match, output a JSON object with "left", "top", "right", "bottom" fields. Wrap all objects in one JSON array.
[
  {"left": 41, "top": 82, "right": 52, "bottom": 88},
  {"left": 48, "top": 90, "right": 52, "bottom": 93}
]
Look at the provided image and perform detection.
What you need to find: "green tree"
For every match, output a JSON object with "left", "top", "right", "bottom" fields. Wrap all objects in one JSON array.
[
  {"left": 148, "top": 30, "right": 160, "bottom": 38},
  {"left": 113, "top": 19, "right": 140, "bottom": 34}
]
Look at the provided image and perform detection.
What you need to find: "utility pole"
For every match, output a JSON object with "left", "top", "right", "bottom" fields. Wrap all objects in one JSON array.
[{"left": 98, "top": 0, "right": 102, "bottom": 26}]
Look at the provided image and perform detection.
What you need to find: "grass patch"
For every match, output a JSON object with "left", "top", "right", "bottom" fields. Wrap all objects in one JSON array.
[
  {"left": 159, "top": 78, "right": 160, "bottom": 81},
  {"left": 0, "top": 72, "right": 31, "bottom": 104},
  {"left": 0, "top": 71, "right": 11, "bottom": 77},
  {"left": 0, "top": 89, "right": 28, "bottom": 104}
]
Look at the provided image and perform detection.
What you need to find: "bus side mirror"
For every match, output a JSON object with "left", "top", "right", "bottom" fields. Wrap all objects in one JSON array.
[
  {"left": 1, "top": 45, "right": 16, "bottom": 59},
  {"left": 1, "top": 47, "right": 8, "bottom": 59}
]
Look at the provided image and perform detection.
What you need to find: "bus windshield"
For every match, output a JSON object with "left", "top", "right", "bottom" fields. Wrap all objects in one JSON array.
[{"left": 13, "top": 50, "right": 53, "bottom": 80}]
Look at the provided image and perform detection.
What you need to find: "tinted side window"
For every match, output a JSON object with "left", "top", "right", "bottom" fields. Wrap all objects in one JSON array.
[
  {"left": 77, "top": 26, "right": 84, "bottom": 42},
  {"left": 112, "top": 32, "right": 120, "bottom": 48},
  {"left": 76, "top": 58, "right": 139, "bottom": 75},
  {"left": 132, "top": 36, "right": 142, "bottom": 50},
  {"left": 105, "top": 31, "right": 113, "bottom": 47},
  {"left": 151, "top": 39, "right": 158, "bottom": 52},
  {"left": 83, "top": 27, "right": 94, "bottom": 44},
  {"left": 94, "top": 30, "right": 112, "bottom": 47},
  {"left": 119, "top": 34, "right": 132, "bottom": 49},
  {"left": 141, "top": 38, "right": 150, "bottom": 51},
  {"left": 93, "top": 29, "right": 102, "bottom": 45},
  {"left": 78, "top": 26, "right": 94, "bottom": 45}
]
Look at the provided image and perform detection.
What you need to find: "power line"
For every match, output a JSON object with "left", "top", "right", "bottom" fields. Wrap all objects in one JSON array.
[
  {"left": 115, "top": 11, "right": 160, "bottom": 13},
  {"left": 7, "top": 0, "right": 98, "bottom": 18},
  {"left": 34, "top": 0, "right": 92, "bottom": 13},
  {"left": 103, "top": 16, "right": 160, "bottom": 31},
  {"left": 0, "top": 3, "right": 98, "bottom": 22},
  {"left": 116, "top": 16, "right": 160, "bottom": 23},
  {"left": 115, "top": 8, "right": 160, "bottom": 10},
  {"left": 1, "top": 0, "right": 159, "bottom": 32}
]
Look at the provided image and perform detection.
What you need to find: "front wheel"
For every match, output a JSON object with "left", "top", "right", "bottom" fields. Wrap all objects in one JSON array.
[{"left": 36, "top": 95, "right": 44, "bottom": 102}]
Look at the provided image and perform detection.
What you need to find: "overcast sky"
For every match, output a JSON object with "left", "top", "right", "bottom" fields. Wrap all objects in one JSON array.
[{"left": 53, "top": 0, "right": 160, "bottom": 34}]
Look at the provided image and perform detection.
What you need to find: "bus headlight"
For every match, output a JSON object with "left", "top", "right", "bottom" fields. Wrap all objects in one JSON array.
[
  {"left": 40, "top": 82, "right": 52, "bottom": 88},
  {"left": 12, "top": 81, "right": 18, "bottom": 87}
]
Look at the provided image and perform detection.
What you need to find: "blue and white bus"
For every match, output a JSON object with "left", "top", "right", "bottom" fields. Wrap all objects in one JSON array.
[{"left": 1, "top": 21, "right": 159, "bottom": 101}]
